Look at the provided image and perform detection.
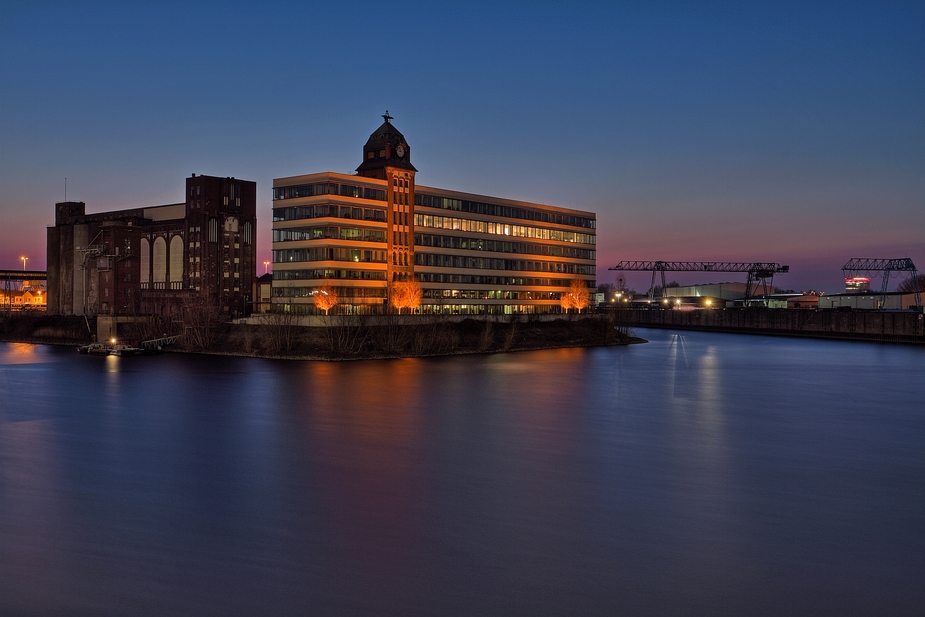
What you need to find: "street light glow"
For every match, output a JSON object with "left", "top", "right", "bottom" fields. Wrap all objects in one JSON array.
[{"left": 21, "top": 256, "right": 28, "bottom": 271}]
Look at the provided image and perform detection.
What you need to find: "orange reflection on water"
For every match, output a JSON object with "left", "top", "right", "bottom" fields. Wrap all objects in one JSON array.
[
  {"left": 488, "top": 349, "right": 586, "bottom": 507},
  {"left": 298, "top": 359, "right": 428, "bottom": 597},
  {"left": 0, "top": 342, "right": 39, "bottom": 364}
]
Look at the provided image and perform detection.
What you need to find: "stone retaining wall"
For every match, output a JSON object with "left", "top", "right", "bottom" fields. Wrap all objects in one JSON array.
[{"left": 622, "top": 308, "right": 925, "bottom": 344}]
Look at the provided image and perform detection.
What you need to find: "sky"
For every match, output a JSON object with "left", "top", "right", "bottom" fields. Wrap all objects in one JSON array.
[{"left": 1, "top": 1, "right": 922, "bottom": 293}]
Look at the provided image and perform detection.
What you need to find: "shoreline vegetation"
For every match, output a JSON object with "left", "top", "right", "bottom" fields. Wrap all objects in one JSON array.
[{"left": 0, "top": 313, "right": 644, "bottom": 361}]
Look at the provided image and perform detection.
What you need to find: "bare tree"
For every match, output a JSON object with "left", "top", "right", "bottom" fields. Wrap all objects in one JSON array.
[
  {"left": 182, "top": 297, "right": 221, "bottom": 350},
  {"left": 369, "top": 313, "right": 408, "bottom": 355},
  {"left": 263, "top": 310, "right": 300, "bottom": 353},
  {"left": 241, "top": 326, "right": 256, "bottom": 354},
  {"left": 897, "top": 275, "right": 925, "bottom": 293},
  {"left": 410, "top": 316, "right": 458, "bottom": 356},
  {"left": 501, "top": 319, "right": 518, "bottom": 351},
  {"left": 321, "top": 314, "right": 370, "bottom": 356},
  {"left": 478, "top": 319, "right": 495, "bottom": 351}
]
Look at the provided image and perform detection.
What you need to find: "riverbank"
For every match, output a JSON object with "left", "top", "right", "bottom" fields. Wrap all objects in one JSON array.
[
  {"left": 0, "top": 314, "right": 91, "bottom": 347},
  {"left": 0, "top": 313, "right": 644, "bottom": 360},
  {"left": 618, "top": 307, "right": 925, "bottom": 345}
]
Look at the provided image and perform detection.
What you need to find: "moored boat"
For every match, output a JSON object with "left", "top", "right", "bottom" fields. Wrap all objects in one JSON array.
[
  {"left": 109, "top": 344, "right": 145, "bottom": 356},
  {"left": 78, "top": 342, "right": 112, "bottom": 355}
]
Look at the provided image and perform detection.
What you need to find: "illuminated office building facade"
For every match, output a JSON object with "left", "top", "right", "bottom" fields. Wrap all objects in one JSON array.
[{"left": 271, "top": 115, "right": 596, "bottom": 315}]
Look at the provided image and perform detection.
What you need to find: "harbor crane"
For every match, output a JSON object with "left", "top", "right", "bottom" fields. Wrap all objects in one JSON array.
[
  {"left": 608, "top": 261, "right": 790, "bottom": 302},
  {"left": 842, "top": 258, "right": 920, "bottom": 309}
]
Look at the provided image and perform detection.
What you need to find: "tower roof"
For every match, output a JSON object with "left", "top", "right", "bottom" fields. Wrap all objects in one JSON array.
[{"left": 356, "top": 111, "right": 417, "bottom": 174}]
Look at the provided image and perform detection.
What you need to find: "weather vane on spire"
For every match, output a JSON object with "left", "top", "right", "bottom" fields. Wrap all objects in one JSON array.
[{"left": 382, "top": 110, "right": 393, "bottom": 123}]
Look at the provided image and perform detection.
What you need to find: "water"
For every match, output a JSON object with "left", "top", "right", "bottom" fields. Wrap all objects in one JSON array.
[{"left": 1, "top": 330, "right": 923, "bottom": 616}]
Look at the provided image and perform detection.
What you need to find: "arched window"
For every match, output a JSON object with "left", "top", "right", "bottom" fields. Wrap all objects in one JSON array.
[
  {"left": 153, "top": 237, "right": 167, "bottom": 283},
  {"left": 169, "top": 235, "right": 184, "bottom": 287},
  {"left": 140, "top": 238, "right": 150, "bottom": 284}
]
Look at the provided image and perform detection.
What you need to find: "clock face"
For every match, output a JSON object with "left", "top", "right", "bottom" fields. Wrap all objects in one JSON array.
[{"left": 395, "top": 144, "right": 405, "bottom": 158}]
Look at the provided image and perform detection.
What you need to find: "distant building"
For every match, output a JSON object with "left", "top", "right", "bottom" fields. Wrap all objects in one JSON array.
[
  {"left": 740, "top": 294, "right": 795, "bottom": 308},
  {"left": 47, "top": 174, "right": 256, "bottom": 317},
  {"left": 254, "top": 272, "right": 273, "bottom": 314},
  {"left": 0, "top": 288, "right": 46, "bottom": 311},
  {"left": 819, "top": 292, "right": 919, "bottom": 311},
  {"left": 271, "top": 115, "right": 596, "bottom": 314},
  {"left": 663, "top": 282, "right": 753, "bottom": 302},
  {"left": 845, "top": 277, "right": 871, "bottom": 293},
  {"left": 786, "top": 294, "right": 819, "bottom": 309}
]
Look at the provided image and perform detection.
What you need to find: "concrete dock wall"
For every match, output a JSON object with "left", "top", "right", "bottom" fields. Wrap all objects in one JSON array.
[{"left": 623, "top": 308, "right": 925, "bottom": 344}]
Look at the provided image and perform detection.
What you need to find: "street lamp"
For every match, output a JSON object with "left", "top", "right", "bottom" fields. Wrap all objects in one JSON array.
[
  {"left": 21, "top": 256, "right": 27, "bottom": 271},
  {"left": 263, "top": 260, "right": 270, "bottom": 274}
]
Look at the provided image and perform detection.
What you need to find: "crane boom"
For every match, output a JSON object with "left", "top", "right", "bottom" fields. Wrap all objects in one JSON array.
[{"left": 608, "top": 261, "right": 790, "bottom": 301}]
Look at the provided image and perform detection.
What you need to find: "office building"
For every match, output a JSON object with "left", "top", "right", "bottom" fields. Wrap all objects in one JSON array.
[{"left": 272, "top": 115, "right": 596, "bottom": 314}]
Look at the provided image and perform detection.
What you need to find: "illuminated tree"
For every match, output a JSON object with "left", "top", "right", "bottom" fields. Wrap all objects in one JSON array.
[
  {"left": 389, "top": 277, "right": 422, "bottom": 314},
  {"left": 313, "top": 284, "right": 338, "bottom": 315},
  {"left": 561, "top": 278, "right": 591, "bottom": 313}
]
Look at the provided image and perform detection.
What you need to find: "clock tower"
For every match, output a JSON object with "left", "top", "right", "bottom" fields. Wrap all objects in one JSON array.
[{"left": 356, "top": 112, "right": 417, "bottom": 284}]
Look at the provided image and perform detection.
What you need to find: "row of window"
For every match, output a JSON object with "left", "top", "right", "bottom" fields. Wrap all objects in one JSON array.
[
  {"left": 273, "top": 226, "right": 387, "bottom": 243},
  {"left": 415, "top": 233, "right": 595, "bottom": 260},
  {"left": 272, "top": 184, "right": 595, "bottom": 231},
  {"left": 273, "top": 182, "right": 387, "bottom": 202},
  {"left": 416, "top": 193, "right": 595, "bottom": 229},
  {"left": 417, "top": 273, "right": 594, "bottom": 287},
  {"left": 140, "top": 281, "right": 184, "bottom": 290},
  {"left": 417, "top": 304, "right": 562, "bottom": 315},
  {"left": 273, "top": 248, "right": 387, "bottom": 263},
  {"left": 272, "top": 243, "right": 592, "bottom": 268},
  {"left": 423, "top": 289, "right": 561, "bottom": 300},
  {"left": 272, "top": 212, "right": 595, "bottom": 247},
  {"left": 273, "top": 286, "right": 388, "bottom": 298},
  {"left": 415, "top": 214, "right": 596, "bottom": 245},
  {"left": 415, "top": 253, "right": 595, "bottom": 275},
  {"left": 274, "top": 269, "right": 386, "bottom": 281},
  {"left": 140, "top": 236, "right": 183, "bottom": 284},
  {"left": 271, "top": 302, "right": 563, "bottom": 316},
  {"left": 272, "top": 204, "right": 387, "bottom": 223}
]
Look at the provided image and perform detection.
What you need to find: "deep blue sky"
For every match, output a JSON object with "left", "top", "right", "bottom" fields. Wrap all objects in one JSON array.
[{"left": 1, "top": 1, "right": 922, "bottom": 292}]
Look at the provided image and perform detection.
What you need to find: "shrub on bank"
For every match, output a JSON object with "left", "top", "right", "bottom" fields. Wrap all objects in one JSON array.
[
  {"left": 0, "top": 313, "right": 637, "bottom": 359},
  {"left": 173, "top": 314, "right": 634, "bottom": 359}
]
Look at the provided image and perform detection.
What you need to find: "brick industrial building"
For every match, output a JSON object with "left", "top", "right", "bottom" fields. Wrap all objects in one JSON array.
[{"left": 47, "top": 174, "right": 256, "bottom": 318}]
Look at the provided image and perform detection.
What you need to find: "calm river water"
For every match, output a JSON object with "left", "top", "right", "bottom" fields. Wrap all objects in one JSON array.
[{"left": 1, "top": 329, "right": 923, "bottom": 616}]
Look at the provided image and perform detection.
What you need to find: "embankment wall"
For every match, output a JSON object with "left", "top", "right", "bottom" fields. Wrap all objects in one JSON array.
[{"left": 624, "top": 308, "right": 925, "bottom": 344}]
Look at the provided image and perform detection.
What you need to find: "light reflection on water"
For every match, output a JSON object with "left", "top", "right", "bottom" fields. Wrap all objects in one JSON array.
[{"left": 0, "top": 331, "right": 923, "bottom": 616}]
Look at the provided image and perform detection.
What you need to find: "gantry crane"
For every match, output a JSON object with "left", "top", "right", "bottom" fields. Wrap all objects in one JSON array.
[
  {"left": 608, "top": 261, "right": 790, "bottom": 301},
  {"left": 842, "top": 258, "right": 920, "bottom": 309}
]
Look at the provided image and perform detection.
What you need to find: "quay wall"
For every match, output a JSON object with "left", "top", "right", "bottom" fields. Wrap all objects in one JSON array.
[{"left": 622, "top": 308, "right": 925, "bottom": 344}]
